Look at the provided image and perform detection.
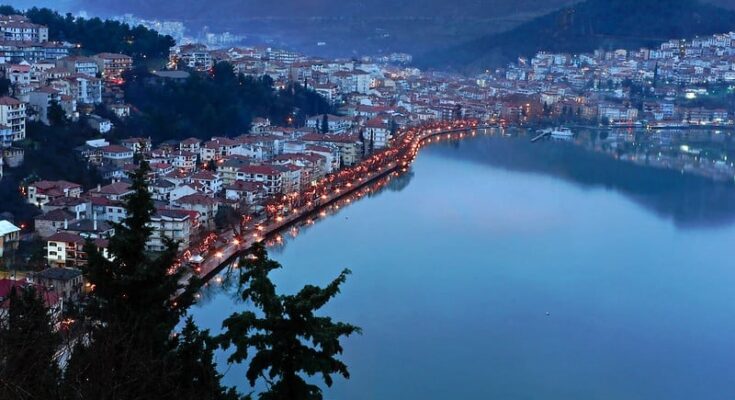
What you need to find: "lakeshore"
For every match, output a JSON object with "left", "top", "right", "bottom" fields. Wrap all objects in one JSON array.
[
  {"left": 191, "top": 133, "right": 735, "bottom": 399},
  {"left": 180, "top": 121, "right": 484, "bottom": 284}
]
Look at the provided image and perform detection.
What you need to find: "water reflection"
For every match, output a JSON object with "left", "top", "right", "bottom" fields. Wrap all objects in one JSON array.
[
  {"left": 198, "top": 167, "right": 419, "bottom": 304},
  {"left": 432, "top": 129, "right": 735, "bottom": 229}
]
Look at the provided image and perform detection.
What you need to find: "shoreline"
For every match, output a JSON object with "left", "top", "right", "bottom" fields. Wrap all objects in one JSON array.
[{"left": 187, "top": 122, "right": 487, "bottom": 285}]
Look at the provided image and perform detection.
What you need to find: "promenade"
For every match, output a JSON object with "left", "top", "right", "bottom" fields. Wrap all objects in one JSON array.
[{"left": 182, "top": 120, "right": 483, "bottom": 283}]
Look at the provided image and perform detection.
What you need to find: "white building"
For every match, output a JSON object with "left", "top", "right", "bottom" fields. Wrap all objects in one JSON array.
[
  {"left": 147, "top": 209, "right": 192, "bottom": 252},
  {"left": 0, "top": 96, "right": 26, "bottom": 143}
]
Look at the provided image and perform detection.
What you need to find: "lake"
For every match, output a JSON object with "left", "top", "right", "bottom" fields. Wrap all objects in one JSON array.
[{"left": 191, "top": 131, "right": 735, "bottom": 399}]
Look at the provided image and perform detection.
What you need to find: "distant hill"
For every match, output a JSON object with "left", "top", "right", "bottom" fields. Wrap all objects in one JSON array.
[
  {"left": 63, "top": 0, "right": 578, "bottom": 58},
  {"left": 72, "top": 0, "right": 575, "bottom": 20},
  {"left": 416, "top": 0, "right": 735, "bottom": 71}
]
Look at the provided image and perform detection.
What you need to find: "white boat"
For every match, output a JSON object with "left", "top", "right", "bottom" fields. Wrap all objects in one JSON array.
[{"left": 550, "top": 127, "right": 574, "bottom": 139}]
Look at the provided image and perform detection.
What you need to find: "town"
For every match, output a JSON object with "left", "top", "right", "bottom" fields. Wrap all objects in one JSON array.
[{"left": 2, "top": 8, "right": 735, "bottom": 321}]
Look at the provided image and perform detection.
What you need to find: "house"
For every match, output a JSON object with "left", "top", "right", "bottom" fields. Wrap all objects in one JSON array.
[
  {"left": 120, "top": 137, "right": 152, "bottom": 153},
  {"left": 60, "top": 216, "right": 114, "bottom": 239},
  {"left": 32, "top": 267, "right": 83, "bottom": 301},
  {"left": 88, "top": 182, "right": 134, "bottom": 201},
  {"left": 107, "top": 103, "right": 131, "bottom": 119},
  {"left": 176, "top": 43, "right": 212, "bottom": 71},
  {"left": 34, "top": 209, "right": 76, "bottom": 238},
  {"left": 42, "top": 196, "right": 89, "bottom": 220},
  {"left": 363, "top": 117, "right": 392, "bottom": 150},
  {"left": 87, "top": 114, "right": 113, "bottom": 133},
  {"left": 180, "top": 137, "right": 202, "bottom": 154},
  {"left": 300, "top": 133, "right": 362, "bottom": 166},
  {"left": 236, "top": 165, "right": 283, "bottom": 196},
  {"left": 0, "top": 220, "right": 20, "bottom": 259},
  {"left": 56, "top": 56, "right": 99, "bottom": 77},
  {"left": 147, "top": 209, "right": 192, "bottom": 252},
  {"left": 191, "top": 170, "right": 223, "bottom": 194},
  {"left": 28, "top": 86, "right": 74, "bottom": 125},
  {"left": 46, "top": 232, "right": 110, "bottom": 267},
  {"left": 0, "top": 96, "right": 26, "bottom": 143},
  {"left": 6, "top": 63, "right": 31, "bottom": 85},
  {"left": 27, "top": 180, "right": 82, "bottom": 207},
  {"left": 93, "top": 53, "right": 133, "bottom": 80},
  {"left": 0, "top": 123, "right": 12, "bottom": 148},
  {"left": 150, "top": 179, "right": 176, "bottom": 201},
  {"left": 174, "top": 194, "right": 219, "bottom": 230},
  {"left": 85, "top": 196, "right": 127, "bottom": 224},
  {"left": 65, "top": 74, "right": 103, "bottom": 104},
  {"left": 305, "top": 114, "right": 353, "bottom": 133},
  {"left": 172, "top": 150, "right": 197, "bottom": 171},
  {"left": 225, "top": 180, "right": 263, "bottom": 204},
  {"left": 0, "top": 15, "right": 49, "bottom": 42}
]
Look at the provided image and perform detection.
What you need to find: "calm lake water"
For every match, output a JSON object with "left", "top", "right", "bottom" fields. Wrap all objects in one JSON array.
[{"left": 191, "top": 132, "right": 735, "bottom": 399}]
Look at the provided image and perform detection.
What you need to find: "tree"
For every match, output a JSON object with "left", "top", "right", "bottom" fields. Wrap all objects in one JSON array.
[
  {"left": 63, "top": 160, "right": 205, "bottom": 399},
  {"left": 215, "top": 205, "right": 241, "bottom": 232},
  {"left": 0, "top": 78, "right": 10, "bottom": 97},
  {"left": 390, "top": 119, "right": 398, "bottom": 136},
  {"left": 0, "top": 286, "right": 61, "bottom": 400},
  {"left": 320, "top": 114, "right": 329, "bottom": 134},
  {"left": 47, "top": 101, "right": 67, "bottom": 126},
  {"left": 219, "top": 243, "right": 360, "bottom": 400},
  {"left": 174, "top": 317, "right": 245, "bottom": 400}
]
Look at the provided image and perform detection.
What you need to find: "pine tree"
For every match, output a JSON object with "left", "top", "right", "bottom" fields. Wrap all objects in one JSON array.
[
  {"left": 0, "top": 286, "right": 61, "bottom": 400},
  {"left": 48, "top": 100, "right": 67, "bottom": 126},
  {"left": 63, "top": 160, "right": 204, "bottom": 399},
  {"left": 219, "top": 243, "right": 360, "bottom": 400},
  {"left": 173, "top": 317, "right": 245, "bottom": 400}
]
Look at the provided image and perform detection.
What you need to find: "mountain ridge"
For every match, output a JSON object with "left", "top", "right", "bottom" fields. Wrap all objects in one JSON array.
[{"left": 416, "top": 0, "right": 735, "bottom": 71}]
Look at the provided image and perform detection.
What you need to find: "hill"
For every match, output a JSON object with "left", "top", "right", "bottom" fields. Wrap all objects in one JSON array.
[
  {"left": 416, "top": 0, "right": 735, "bottom": 71},
  {"left": 36, "top": 0, "right": 578, "bottom": 58},
  {"left": 70, "top": 0, "right": 575, "bottom": 20}
]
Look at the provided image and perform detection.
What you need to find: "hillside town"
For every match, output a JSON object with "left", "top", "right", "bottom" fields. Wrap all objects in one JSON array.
[{"left": 2, "top": 11, "right": 735, "bottom": 315}]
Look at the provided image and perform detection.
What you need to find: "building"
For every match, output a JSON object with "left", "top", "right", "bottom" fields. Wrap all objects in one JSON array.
[
  {"left": 306, "top": 114, "right": 353, "bottom": 133},
  {"left": 56, "top": 56, "right": 99, "bottom": 77},
  {"left": 88, "top": 182, "right": 134, "bottom": 201},
  {"left": 174, "top": 194, "right": 219, "bottom": 230},
  {"left": 34, "top": 209, "right": 76, "bottom": 238},
  {"left": 175, "top": 43, "right": 212, "bottom": 71},
  {"left": 236, "top": 165, "right": 283, "bottom": 196},
  {"left": 147, "top": 209, "right": 192, "bottom": 252},
  {"left": 0, "top": 96, "right": 26, "bottom": 143},
  {"left": 27, "top": 180, "right": 82, "bottom": 207},
  {"left": 32, "top": 267, "right": 83, "bottom": 301},
  {"left": 46, "top": 232, "right": 109, "bottom": 267},
  {"left": 0, "top": 220, "right": 20, "bottom": 259},
  {"left": 191, "top": 170, "right": 223, "bottom": 194},
  {"left": 28, "top": 86, "right": 69, "bottom": 125},
  {"left": 87, "top": 114, "right": 113, "bottom": 133},
  {"left": 0, "top": 123, "right": 12, "bottom": 148},
  {"left": 363, "top": 117, "right": 392, "bottom": 150},
  {"left": 100, "top": 145, "right": 133, "bottom": 166},
  {"left": 0, "top": 15, "right": 48, "bottom": 42},
  {"left": 224, "top": 180, "right": 263, "bottom": 204},
  {"left": 93, "top": 52, "right": 133, "bottom": 80}
]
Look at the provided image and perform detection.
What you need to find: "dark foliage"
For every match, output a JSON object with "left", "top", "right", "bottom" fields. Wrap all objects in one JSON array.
[
  {"left": 0, "top": 286, "right": 62, "bottom": 400},
  {"left": 215, "top": 205, "right": 242, "bottom": 231},
  {"left": 0, "top": 121, "right": 103, "bottom": 228},
  {"left": 119, "top": 62, "right": 332, "bottom": 143},
  {"left": 219, "top": 243, "right": 360, "bottom": 400},
  {"left": 0, "top": 6, "right": 175, "bottom": 61},
  {"left": 62, "top": 161, "right": 235, "bottom": 399},
  {"left": 173, "top": 317, "right": 245, "bottom": 400}
]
